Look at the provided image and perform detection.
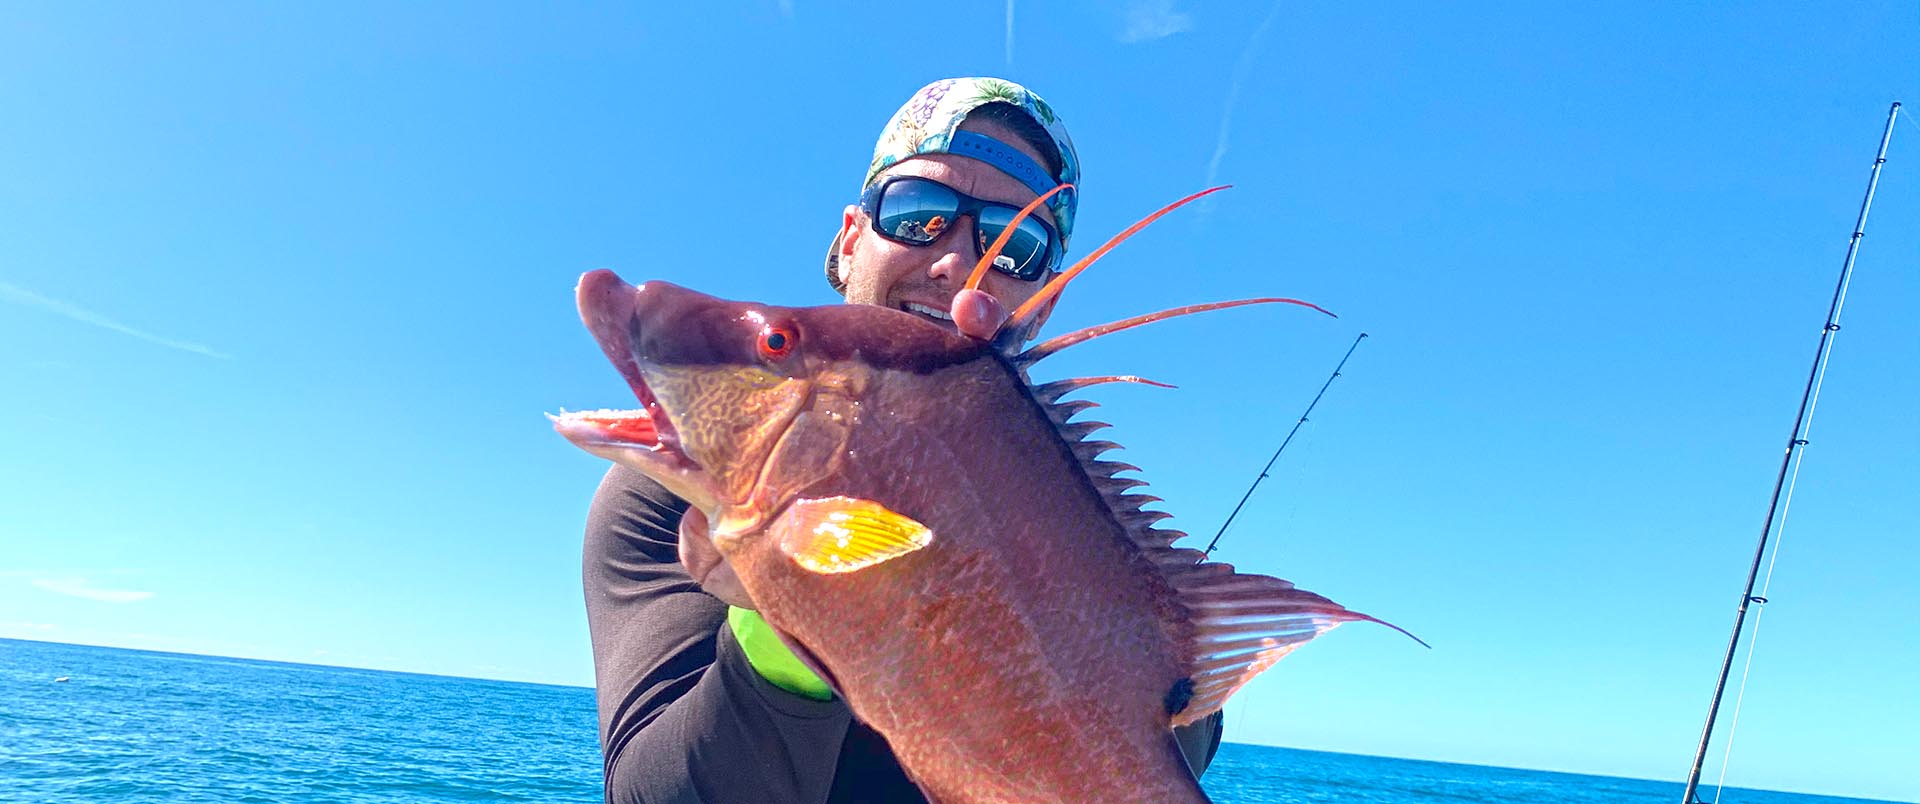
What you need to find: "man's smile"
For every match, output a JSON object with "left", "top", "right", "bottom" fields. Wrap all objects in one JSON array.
[{"left": 898, "top": 300, "right": 955, "bottom": 326}]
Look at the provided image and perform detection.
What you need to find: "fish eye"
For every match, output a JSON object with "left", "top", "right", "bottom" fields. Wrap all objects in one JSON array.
[{"left": 758, "top": 325, "right": 796, "bottom": 361}]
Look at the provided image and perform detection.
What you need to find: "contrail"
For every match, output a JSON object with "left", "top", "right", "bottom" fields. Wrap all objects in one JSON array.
[
  {"left": 1005, "top": 0, "right": 1015, "bottom": 65},
  {"left": 0, "top": 280, "right": 231, "bottom": 359},
  {"left": 31, "top": 577, "right": 154, "bottom": 604},
  {"left": 1205, "top": 0, "right": 1285, "bottom": 188},
  {"left": 1118, "top": 0, "right": 1192, "bottom": 43}
]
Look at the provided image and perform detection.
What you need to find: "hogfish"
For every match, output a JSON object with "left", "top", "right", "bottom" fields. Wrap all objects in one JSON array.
[{"left": 554, "top": 189, "right": 1417, "bottom": 803}]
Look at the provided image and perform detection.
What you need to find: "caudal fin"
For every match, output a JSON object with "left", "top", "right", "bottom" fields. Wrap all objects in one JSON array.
[{"left": 1162, "top": 559, "right": 1426, "bottom": 726}]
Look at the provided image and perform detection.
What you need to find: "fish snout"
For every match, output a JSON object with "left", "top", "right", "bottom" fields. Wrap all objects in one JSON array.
[{"left": 576, "top": 269, "right": 637, "bottom": 331}]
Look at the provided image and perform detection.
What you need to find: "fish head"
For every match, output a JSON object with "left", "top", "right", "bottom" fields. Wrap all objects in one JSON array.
[{"left": 556, "top": 269, "right": 987, "bottom": 541}]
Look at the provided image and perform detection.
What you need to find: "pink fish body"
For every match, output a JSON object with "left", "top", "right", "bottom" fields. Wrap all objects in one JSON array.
[{"left": 557, "top": 272, "right": 1414, "bottom": 804}]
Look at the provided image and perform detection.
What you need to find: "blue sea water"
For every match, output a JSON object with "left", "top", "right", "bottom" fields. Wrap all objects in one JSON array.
[{"left": 0, "top": 639, "right": 1901, "bottom": 804}]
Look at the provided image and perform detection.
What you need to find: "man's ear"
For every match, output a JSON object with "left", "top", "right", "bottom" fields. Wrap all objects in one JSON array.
[
  {"left": 839, "top": 206, "right": 862, "bottom": 252},
  {"left": 835, "top": 204, "right": 862, "bottom": 287}
]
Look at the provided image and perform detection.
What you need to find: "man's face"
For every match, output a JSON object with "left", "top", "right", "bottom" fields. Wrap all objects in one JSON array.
[{"left": 834, "top": 120, "right": 1060, "bottom": 336}]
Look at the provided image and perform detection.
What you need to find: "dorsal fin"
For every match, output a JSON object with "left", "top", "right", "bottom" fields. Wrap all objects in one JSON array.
[
  {"left": 1058, "top": 420, "right": 1110, "bottom": 442},
  {"left": 1019, "top": 357, "right": 1424, "bottom": 729},
  {"left": 1033, "top": 375, "right": 1176, "bottom": 404},
  {"left": 1140, "top": 528, "right": 1186, "bottom": 548},
  {"left": 1016, "top": 297, "right": 1335, "bottom": 368},
  {"left": 1119, "top": 510, "right": 1174, "bottom": 528},
  {"left": 1085, "top": 460, "right": 1142, "bottom": 478},
  {"left": 1071, "top": 439, "right": 1123, "bottom": 461},
  {"left": 1046, "top": 399, "right": 1099, "bottom": 424},
  {"left": 1003, "top": 186, "right": 1231, "bottom": 335},
  {"left": 964, "top": 184, "right": 1073, "bottom": 293}
]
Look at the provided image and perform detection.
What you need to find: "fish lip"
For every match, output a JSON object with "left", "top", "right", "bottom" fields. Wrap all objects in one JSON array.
[
  {"left": 569, "top": 270, "right": 719, "bottom": 506},
  {"left": 575, "top": 270, "right": 684, "bottom": 451},
  {"left": 550, "top": 408, "right": 719, "bottom": 509},
  {"left": 548, "top": 407, "right": 672, "bottom": 455}
]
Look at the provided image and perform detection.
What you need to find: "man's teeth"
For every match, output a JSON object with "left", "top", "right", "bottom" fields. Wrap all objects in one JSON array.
[{"left": 903, "top": 302, "right": 954, "bottom": 322}]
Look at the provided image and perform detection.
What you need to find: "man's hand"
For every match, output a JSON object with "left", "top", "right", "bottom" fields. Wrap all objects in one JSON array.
[{"left": 677, "top": 506, "right": 756, "bottom": 609}]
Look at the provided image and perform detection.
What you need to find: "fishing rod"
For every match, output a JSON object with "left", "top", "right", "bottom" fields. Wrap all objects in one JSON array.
[
  {"left": 1679, "top": 100, "right": 1902, "bottom": 804},
  {"left": 1202, "top": 332, "right": 1367, "bottom": 557}
]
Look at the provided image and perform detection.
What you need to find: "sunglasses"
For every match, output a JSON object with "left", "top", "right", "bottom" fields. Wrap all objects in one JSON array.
[{"left": 859, "top": 176, "right": 1060, "bottom": 281}]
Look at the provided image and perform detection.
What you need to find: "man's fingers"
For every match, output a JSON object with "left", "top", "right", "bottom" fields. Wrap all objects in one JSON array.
[{"left": 678, "top": 507, "right": 756, "bottom": 609}]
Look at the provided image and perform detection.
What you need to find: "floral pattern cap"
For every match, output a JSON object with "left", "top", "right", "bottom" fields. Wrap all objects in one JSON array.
[{"left": 864, "top": 77, "right": 1081, "bottom": 247}]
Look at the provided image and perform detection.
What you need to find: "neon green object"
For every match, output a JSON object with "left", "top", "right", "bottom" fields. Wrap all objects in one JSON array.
[{"left": 728, "top": 606, "right": 833, "bottom": 701}]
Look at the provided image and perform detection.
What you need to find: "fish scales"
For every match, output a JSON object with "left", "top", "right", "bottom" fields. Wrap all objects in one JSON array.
[
  {"left": 556, "top": 272, "right": 1410, "bottom": 804},
  {"left": 725, "top": 354, "right": 1203, "bottom": 802}
]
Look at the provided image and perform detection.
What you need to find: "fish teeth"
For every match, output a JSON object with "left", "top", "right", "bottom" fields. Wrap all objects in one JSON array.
[{"left": 548, "top": 407, "right": 651, "bottom": 421}]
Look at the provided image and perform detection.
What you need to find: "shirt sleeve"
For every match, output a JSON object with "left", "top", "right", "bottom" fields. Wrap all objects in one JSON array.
[{"left": 584, "top": 464, "right": 855, "bottom": 804}]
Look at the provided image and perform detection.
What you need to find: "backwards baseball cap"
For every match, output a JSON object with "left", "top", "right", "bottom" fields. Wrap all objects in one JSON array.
[{"left": 828, "top": 77, "right": 1081, "bottom": 294}]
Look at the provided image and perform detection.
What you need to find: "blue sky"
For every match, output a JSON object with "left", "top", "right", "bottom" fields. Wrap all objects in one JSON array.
[{"left": 2, "top": 3, "right": 1915, "bottom": 801}]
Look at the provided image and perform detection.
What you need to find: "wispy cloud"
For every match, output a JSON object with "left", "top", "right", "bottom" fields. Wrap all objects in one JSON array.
[
  {"left": 1, "top": 621, "right": 58, "bottom": 632},
  {"left": 1205, "top": 0, "right": 1284, "bottom": 188},
  {"left": 1005, "top": 0, "right": 1016, "bottom": 65},
  {"left": 31, "top": 577, "right": 155, "bottom": 604},
  {"left": 0, "top": 280, "right": 231, "bottom": 360},
  {"left": 1119, "top": 0, "right": 1193, "bottom": 43}
]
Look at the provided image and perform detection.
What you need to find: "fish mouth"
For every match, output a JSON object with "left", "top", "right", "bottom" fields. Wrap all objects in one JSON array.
[
  {"left": 553, "top": 270, "right": 711, "bottom": 504},
  {"left": 548, "top": 406, "right": 669, "bottom": 453}
]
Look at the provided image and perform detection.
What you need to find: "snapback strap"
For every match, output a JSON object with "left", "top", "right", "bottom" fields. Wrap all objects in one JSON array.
[{"left": 948, "top": 130, "right": 1059, "bottom": 200}]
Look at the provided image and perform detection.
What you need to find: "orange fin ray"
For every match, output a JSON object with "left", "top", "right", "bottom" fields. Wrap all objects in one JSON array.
[
  {"left": 964, "top": 183, "right": 1074, "bottom": 292},
  {"left": 1015, "top": 297, "right": 1335, "bottom": 368},
  {"left": 1031, "top": 375, "right": 1177, "bottom": 403},
  {"left": 1003, "top": 185, "right": 1231, "bottom": 334}
]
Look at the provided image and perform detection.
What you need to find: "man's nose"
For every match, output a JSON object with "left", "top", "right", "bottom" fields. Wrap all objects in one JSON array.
[{"left": 926, "top": 215, "right": 978, "bottom": 282}]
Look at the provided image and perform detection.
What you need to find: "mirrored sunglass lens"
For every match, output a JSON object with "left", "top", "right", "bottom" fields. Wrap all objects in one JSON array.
[
  {"left": 977, "top": 212, "right": 1051, "bottom": 279},
  {"left": 876, "top": 181, "right": 960, "bottom": 245}
]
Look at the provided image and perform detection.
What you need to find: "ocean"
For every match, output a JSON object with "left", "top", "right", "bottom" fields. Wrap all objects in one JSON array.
[{"left": 0, "top": 638, "right": 1898, "bottom": 804}]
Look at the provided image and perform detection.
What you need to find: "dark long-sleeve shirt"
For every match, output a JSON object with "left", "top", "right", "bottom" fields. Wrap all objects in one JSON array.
[{"left": 583, "top": 463, "right": 1223, "bottom": 803}]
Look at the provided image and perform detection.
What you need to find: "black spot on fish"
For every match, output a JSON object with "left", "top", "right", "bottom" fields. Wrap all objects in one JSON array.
[{"left": 1164, "top": 676, "right": 1195, "bottom": 716}]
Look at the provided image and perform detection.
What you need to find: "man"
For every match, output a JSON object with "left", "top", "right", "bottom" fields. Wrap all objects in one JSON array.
[{"left": 583, "top": 77, "right": 1223, "bottom": 804}]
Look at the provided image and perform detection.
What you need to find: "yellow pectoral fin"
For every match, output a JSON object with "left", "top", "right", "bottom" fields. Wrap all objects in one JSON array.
[{"left": 775, "top": 497, "right": 933, "bottom": 574}]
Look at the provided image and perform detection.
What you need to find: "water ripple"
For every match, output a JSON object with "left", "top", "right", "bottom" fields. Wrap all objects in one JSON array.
[{"left": 0, "top": 640, "right": 1901, "bottom": 804}]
